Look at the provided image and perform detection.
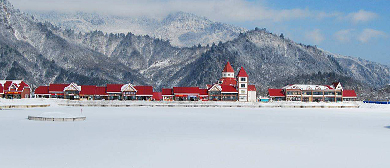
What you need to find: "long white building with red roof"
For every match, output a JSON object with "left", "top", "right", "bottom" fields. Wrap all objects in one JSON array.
[{"left": 268, "top": 82, "right": 358, "bottom": 102}]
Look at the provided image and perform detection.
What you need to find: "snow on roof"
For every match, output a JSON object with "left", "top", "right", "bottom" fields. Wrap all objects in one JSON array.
[
  {"left": 268, "top": 89, "right": 285, "bottom": 97},
  {"left": 282, "top": 84, "right": 336, "bottom": 90},
  {"left": 236, "top": 67, "right": 248, "bottom": 77}
]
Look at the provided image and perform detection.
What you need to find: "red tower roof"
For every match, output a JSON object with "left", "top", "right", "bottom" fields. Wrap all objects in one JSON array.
[
  {"left": 237, "top": 67, "right": 248, "bottom": 77},
  {"left": 0, "top": 84, "right": 3, "bottom": 94},
  {"left": 223, "top": 62, "right": 234, "bottom": 73}
]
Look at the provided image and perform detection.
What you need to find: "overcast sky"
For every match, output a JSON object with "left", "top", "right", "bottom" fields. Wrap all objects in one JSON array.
[{"left": 9, "top": 0, "right": 390, "bottom": 65}]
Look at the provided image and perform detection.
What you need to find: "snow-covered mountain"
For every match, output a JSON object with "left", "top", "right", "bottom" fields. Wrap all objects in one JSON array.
[
  {"left": 27, "top": 11, "right": 246, "bottom": 47},
  {"left": 1, "top": 0, "right": 389, "bottom": 99}
]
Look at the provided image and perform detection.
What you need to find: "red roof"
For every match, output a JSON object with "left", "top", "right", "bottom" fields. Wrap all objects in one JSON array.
[
  {"left": 220, "top": 78, "right": 237, "bottom": 86},
  {"left": 0, "top": 84, "right": 4, "bottom": 94},
  {"left": 80, "top": 85, "right": 97, "bottom": 95},
  {"left": 106, "top": 84, "right": 123, "bottom": 93},
  {"left": 173, "top": 87, "right": 200, "bottom": 94},
  {"left": 221, "top": 85, "right": 238, "bottom": 93},
  {"left": 95, "top": 87, "right": 108, "bottom": 95},
  {"left": 17, "top": 81, "right": 29, "bottom": 91},
  {"left": 199, "top": 89, "right": 208, "bottom": 95},
  {"left": 343, "top": 90, "right": 357, "bottom": 98},
  {"left": 248, "top": 85, "right": 256, "bottom": 91},
  {"left": 223, "top": 62, "right": 234, "bottom": 73},
  {"left": 49, "top": 84, "right": 69, "bottom": 93},
  {"left": 162, "top": 88, "right": 173, "bottom": 95},
  {"left": 237, "top": 67, "right": 248, "bottom": 77},
  {"left": 134, "top": 86, "right": 154, "bottom": 96},
  {"left": 153, "top": 92, "right": 162, "bottom": 101},
  {"left": 4, "top": 81, "right": 12, "bottom": 90},
  {"left": 268, "top": 89, "right": 285, "bottom": 97},
  {"left": 35, "top": 86, "right": 50, "bottom": 94}
]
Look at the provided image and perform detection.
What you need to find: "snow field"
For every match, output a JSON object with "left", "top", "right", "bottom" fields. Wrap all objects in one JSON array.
[{"left": 0, "top": 106, "right": 390, "bottom": 168}]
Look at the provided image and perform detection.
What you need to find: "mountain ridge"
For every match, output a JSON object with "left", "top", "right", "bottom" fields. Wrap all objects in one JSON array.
[{"left": 1, "top": 0, "right": 389, "bottom": 100}]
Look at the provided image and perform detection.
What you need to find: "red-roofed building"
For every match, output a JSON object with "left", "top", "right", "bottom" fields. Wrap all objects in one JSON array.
[
  {"left": 95, "top": 87, "right": 109, "bottom": 100},
  {"left": 208, "top": 84, "right": 238, "bottom": 101},
  {"left": 153, "top": 92, "right": 162, "bottom": 101},
  {"left": 0, "top": 84, "right": 3, "bottom": 97},
  {"left": 173, "top": 87, "right": 200, "bottom": 101},
  {"left": 0, "top": 80, "right": 31, "bottom": 99},
  {"left": 268, "top": 89, "right": 286, "bottom": 101},
  {"left": 34, "top": 86, "right": 50, "bottom": 98},
  {"left": 268, "top": 82, "right": 357, "bottom": 102},
  {"left": 343, "top": 90, "right": 358, "bottom": 101},
  {"left": 106, "top": 84, "right": 124, "bottom": 100},
  {"left": 49, "top": 84, "right": 69, "bottom": 98},
  {"left": 135, "top": 86, "right": 154, "bottom": 100},
  {"left": 199, "top": 89, "right": 209, "bottom": 101},
  {"left": 162, "top": 88, "right": 174, "bottom": 101},
  {"left": 80, "top": 85, "right": 97, "bottom": 100}
]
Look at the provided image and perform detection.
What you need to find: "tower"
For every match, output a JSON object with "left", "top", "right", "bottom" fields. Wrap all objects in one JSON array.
[
  {"left": 222, "top": 62, "right": 234, "bottom": 78},
  {"left": 237, "top": 67, "right": 248, "bottom": 102}
]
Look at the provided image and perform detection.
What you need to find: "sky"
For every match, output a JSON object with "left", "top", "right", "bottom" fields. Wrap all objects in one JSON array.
[{"left": 9, "top": 0, "right": 390, "bottom": 65}]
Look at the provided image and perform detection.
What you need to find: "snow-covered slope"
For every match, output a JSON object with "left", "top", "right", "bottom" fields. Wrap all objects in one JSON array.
[{"left": 28, "top": 11, "right": 246, "bottom": 47}]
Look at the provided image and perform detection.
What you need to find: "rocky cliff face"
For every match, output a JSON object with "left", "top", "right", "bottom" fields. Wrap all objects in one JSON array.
[{"left": 1, "top": 0, "right": 389, "bottom": 100}]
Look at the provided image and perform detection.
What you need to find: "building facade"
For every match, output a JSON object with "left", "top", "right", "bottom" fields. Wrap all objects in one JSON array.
[
  {"left": 0, "top": 80, "right": 31, "bottom": 99},
  {"left": 268, "top": 82, "right": 357, "bottom": 102}
]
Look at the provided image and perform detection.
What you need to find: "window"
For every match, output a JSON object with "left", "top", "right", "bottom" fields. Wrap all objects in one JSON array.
[
  {"left": 240, "top": 77, "right": 246, "bottom": 82},
  {"left": 241, "top": 90, "right": 246, "bottom": 94},
  {"left": 241, "top": 84, "right": 246, "bottom": 88},
  {"left": 228, "top": 74, "right": 231, "bottom": 76},
  {"left": 223, "top": 74, "right": 226, "bottom": 77}
]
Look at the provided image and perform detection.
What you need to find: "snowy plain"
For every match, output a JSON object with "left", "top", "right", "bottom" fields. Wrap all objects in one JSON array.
[{"left": 1, "top": 100, "right": 390, "bottom": 168}]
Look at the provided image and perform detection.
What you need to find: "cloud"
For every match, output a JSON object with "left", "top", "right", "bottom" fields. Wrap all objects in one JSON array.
[
  {"left": 334, "top": 29, "right": 354, "bottom": 43},
  {"left": 358, "top": 29, "right": 387, "bottom": 43},
  {"left": 9, "top": 0, "right": 368, "bottom": 23},
  {"left": 346, "top": 10, "right": 378, "bottom": 24},
  {"left": 305, "top": 29, "right": 324, "bottom": 44}
]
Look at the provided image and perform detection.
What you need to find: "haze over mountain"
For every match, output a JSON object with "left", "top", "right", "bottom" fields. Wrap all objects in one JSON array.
[
  {"left": 27, "top": 11, "right": 246, "bottom": 47},
  {"left": 1, "top": 0, "right": 389, "bottom": 99}
]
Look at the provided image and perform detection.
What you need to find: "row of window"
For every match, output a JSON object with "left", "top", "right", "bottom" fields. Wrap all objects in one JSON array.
[{"left": 287, "top": 91, "right": 342, "bottom": 96}]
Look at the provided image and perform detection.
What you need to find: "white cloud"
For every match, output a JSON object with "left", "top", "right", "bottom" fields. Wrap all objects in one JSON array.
[
  {"left": 346, "top": 10, "right": 378, "bottom": 24},
  {"left": 334, "top": 29, "right": 354, "bottom": 43},
  {"left": 305, "top": 29, "right": 324, "bottom": 44},
  {"left": 358, "top": 29, "right": 387, "bottom": 43},
  {"left": 9, "top": 0, "right": 370, "bottom": 23}
]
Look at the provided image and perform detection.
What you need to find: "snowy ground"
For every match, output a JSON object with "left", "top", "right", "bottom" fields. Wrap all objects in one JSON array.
[{"left": 1, "top": 102, "right": 390, "bottom": 168}]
